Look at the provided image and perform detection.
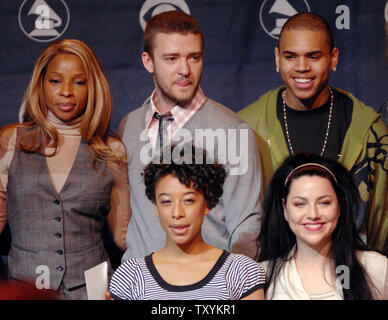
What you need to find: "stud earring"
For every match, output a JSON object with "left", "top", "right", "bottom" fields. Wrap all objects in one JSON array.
[
  {"left": 276, "top": 67, "right": 279, "bottom": 73},
  {"left": 332, "top": 67, "right": 337, "bottom": 72}
]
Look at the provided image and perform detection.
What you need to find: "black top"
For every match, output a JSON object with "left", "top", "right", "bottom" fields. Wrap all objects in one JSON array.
[{"left": 276, "top": 88, "right": 353, "bottom": 160}]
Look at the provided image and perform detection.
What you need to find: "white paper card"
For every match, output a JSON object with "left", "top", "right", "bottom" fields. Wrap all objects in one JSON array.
[{"left": 84, "top": 261, "right": 108, "bottom": 300}]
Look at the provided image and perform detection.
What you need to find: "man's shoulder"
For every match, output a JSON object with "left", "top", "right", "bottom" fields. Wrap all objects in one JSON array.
[
  {"left": 192, "top": 98, "right": 256, "bottom": 131},
  {"left": 203, "top": 99, "right": 243, "bottom": 123},
  {"left": 125, "top": 103, "right": 149, "bottom": 121},
  {"left": 119, "top": 103, "right": 149, "bottom": 129},
  {"left": 335, "top": 87, "right": 383, "bottom": 131},
  {"left": 238, "top": 87, "right": 282, "bottom": 119},
  {"left": 117, "top": 103, "right": 150, "bottom": 141},
  {"left": 335, "top": 88, "right": 377, "bottom": 115}
]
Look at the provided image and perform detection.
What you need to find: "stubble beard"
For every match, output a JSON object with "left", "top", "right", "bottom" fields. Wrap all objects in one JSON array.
[{"left": 154, "top": 73, "right": 201, "bottom": 107}]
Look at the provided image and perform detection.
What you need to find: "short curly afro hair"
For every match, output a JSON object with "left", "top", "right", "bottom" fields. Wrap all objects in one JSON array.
[{"left": 143, "top": 145, "right": 227, "bottom": 209}]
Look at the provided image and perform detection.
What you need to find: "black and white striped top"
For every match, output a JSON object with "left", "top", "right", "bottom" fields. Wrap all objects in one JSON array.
[{"left": 109, "top": 251, "right": 266, "bottom": 300}]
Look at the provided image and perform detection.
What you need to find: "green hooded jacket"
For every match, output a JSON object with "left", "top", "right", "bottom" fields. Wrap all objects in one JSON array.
[{"left": 239, "top": 86, "right": 388, "bottom": 255}]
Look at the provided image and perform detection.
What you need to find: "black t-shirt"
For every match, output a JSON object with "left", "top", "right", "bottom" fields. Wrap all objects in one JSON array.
[{"left": 276, "top": 88, "right": 353, "bottom": 160}]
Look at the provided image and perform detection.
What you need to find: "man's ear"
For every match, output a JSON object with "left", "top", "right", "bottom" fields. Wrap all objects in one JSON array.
[
  {"left": 274, "top": 46, "right": 280, "bottom": 71},
  {"left": 330, "top": 47, "right": 339, "bottom": 71},
  {"left": 142, "top": 51, "right": 154, "bottom": 74},
  {"left": 204, "top": 206, "right": 211, "bottom": 216},
  {"left": 154, "top": 205, "right": 159, "bottom": 217}
]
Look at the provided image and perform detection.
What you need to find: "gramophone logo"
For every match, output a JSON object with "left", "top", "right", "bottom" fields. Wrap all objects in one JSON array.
[
  {"left": 18, "top": 0, "right": 70, "bottom": 42},
  {"left": 259, "top": 0, "right": 310, "bottom": 40},
  {"left": 139, "top": 0, "right": 190, "bottom": 31}
]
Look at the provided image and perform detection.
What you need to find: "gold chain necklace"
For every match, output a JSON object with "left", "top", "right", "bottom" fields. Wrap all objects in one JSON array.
[{"left": 282, "top": 87, "right": 334, "bottom": 156}]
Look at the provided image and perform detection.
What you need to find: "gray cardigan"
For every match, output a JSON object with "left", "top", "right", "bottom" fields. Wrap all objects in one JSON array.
[{"left": 121, "top": 98, "right": 263, "bottom": 260}]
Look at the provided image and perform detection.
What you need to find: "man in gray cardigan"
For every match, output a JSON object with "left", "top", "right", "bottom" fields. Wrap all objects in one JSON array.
[{"left": 119, "top": 11, "right": 263, "bottom": 260}]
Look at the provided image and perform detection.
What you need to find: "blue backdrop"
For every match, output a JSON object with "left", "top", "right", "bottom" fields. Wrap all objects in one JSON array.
[
  {"left": 1, "top": 0, "right": 388, "bottom": 132},
  {"left": 1, "top": 0, "right": 388, "bottom": 271}
]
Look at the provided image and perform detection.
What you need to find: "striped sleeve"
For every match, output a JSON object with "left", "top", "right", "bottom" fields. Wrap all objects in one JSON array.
[
  {"left": 109, "top": 258, "right": 145, "bottom": 300},
  {"left": 225, "top": 254, "right": 266, "bottom": 300}
]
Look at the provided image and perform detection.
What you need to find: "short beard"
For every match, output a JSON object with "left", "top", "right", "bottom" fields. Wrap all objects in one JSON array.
[
  {"left": 163, "top": 85, "right": 199, "bottom": 106},
  {"left": 154, "top": 73, "right": 201, "bottom": 107}
]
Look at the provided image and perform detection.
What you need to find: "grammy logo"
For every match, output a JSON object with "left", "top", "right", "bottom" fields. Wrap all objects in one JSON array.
[
  {"left": 28, "top": 0, "right": 62, "bottom": 37},
  {"left": 259, "top": 0, "right": 311, "bottom": 40},
  {"left": 268, "top": 0, "right": 299, "bottom": 37},
  {"left": 139, "top": 0, "right": 190, "bottom": 31},
  {"left": 18, "top": 0, "right": 70, "bottom": 43}
]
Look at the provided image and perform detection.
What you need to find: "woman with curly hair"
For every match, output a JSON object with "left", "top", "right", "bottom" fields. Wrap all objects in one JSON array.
[
  {"left": 109, "top": 145, "right": 265, "bottom": 300},
  {"left": 257, "top": 153, "right": 387, "bottom": 300},
  {"left": 0, "top": 39, "right": 131, "bottom": 299}
]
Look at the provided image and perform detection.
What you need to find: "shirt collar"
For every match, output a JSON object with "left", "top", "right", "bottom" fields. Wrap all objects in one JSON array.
[{"left": 145, "top": 86, "right": 207, "bottom": 129}]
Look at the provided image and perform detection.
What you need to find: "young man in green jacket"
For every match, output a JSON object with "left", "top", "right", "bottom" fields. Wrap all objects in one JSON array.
[{"left": 239, "top": 12, "right": 388, "bottom": 256}]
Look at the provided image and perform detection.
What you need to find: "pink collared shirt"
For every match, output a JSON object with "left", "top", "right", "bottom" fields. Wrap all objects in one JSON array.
[{"left": 145, "top": 87, "right": 207, "bottom": 148}]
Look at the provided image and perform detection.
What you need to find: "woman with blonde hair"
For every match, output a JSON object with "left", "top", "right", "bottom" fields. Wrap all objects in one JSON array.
[{"left": 0, "top": 39, "right": 131, "bottom": 299}]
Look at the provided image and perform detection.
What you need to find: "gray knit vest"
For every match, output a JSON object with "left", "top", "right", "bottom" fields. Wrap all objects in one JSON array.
[
  {"left": 7, "top": 131, "right": 113, "bottom": 290},
  {"left": 122, "top": 98, "right": 261, "bottom": 260}
]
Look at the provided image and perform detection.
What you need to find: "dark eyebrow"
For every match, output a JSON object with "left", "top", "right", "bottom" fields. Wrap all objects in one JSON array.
[
  {"left": 291, "top": 195, "right": 334, "bottom": 201},
  {"left": 281, "top": 50, "right": 323, "bottom": 56},
  {"left": 162, "top": 51, "right": 203, "bottom": 57},
  {"left": 157, "top": 191, "right": 198, "bottom": 198},
  {"left": 282, "top": 50, "right": 296, "bottom": 55},
  {"left": 46, "top": 72, "right": 86, "bottom": 77},
  {"left": 158, "top": 192, "right": 170, "bottom": 197},
  {"left": 184, "top": 191, "right": 198, "bottom": 196},
  {"left": 162, "top": 53, "right": 179, "bottom": 57},
  {"left": 189, "top": 51, "right": 203, "bottom": 56},
  {"left": 307, "top": 51, "right": 323, "bottom": 56}
]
